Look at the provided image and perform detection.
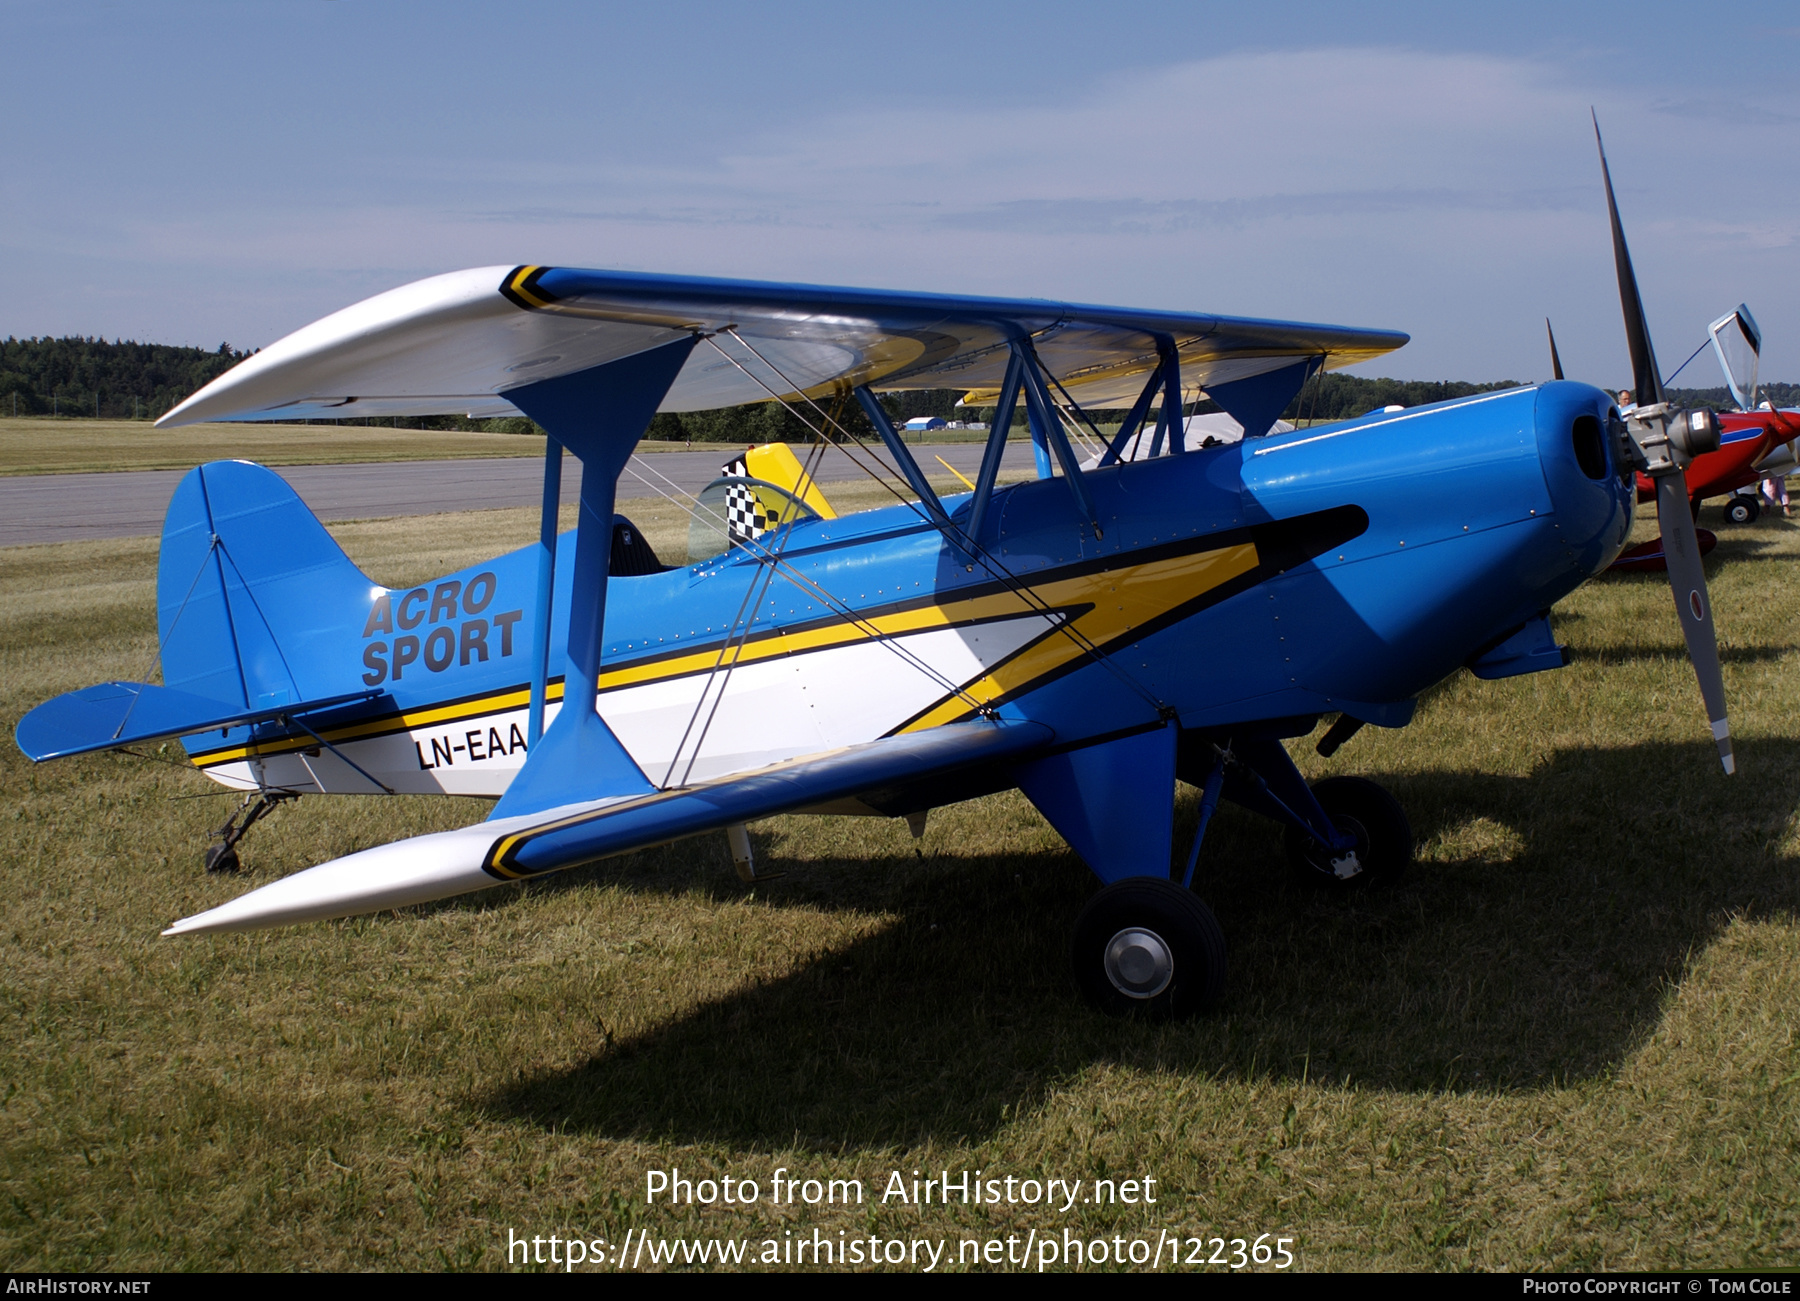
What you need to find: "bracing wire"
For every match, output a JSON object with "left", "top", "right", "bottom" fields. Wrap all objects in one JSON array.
[
  {"left": 1038, "top": 362, "right": 1116, "bottom": 460},
  {"left": 725, "top": 330, "right": 1167, "bottom": 710},
  {"left": 652, "top": 334, "right": 996, "bottom": 784},
  {"left": 673, "top": 334, "right": 995, "bottom": 743},
  {"left": 698, "top": 330, "right": 1169, "bottom": 719}
]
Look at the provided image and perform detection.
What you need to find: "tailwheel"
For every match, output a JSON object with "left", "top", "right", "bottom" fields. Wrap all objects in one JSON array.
[
  {"left": 1285, "top": 775, "right": 1412, "bottom": 889},
  {"left": 202, "top": 790, "right": 296, "bottom": 874},
  {"left": 1072, "top": 877, "right": 1226, "bottom": 1019}
]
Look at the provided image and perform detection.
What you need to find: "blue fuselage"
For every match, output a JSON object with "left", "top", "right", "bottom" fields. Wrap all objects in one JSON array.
[
  {"left": 207, "top": 381, "right": 1630, "bottom": 787},
  {"left": 583, "top": 380, "right": 1631, "bottom": 738}
]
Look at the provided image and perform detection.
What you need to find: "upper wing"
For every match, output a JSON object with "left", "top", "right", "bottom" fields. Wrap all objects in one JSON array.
[{"left": 157, "top": 265, "right": 1407, "bottom": 427}]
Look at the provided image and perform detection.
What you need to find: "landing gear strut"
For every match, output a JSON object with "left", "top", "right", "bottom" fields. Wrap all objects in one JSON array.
[
  {"left": 204, "top": 791, "right": 296, "bottom": 873},
  {"left": 1284, "top": 775, "right": 1412, "bottom": 888},
  {"left": 1064, "top": 725, "right": 1413, "bottom": 1019}
]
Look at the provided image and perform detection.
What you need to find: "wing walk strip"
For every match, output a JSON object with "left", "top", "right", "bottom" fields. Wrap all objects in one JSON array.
[{"left": 186, "top": 532, "right": 1264, "bottom": 770}]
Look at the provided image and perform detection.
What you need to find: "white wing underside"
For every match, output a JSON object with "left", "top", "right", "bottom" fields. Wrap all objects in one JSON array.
[{"left": 158, "top": 266, "right": 1406, "bottom": 427}]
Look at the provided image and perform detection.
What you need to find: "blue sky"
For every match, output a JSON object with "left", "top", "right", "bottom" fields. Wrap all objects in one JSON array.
[{"left": 3, "top": 1, "right": 1797, "bottom": 387}]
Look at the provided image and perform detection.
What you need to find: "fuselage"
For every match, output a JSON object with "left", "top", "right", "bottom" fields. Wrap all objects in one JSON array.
[{"left": 188, "top": 381, "right": 1632, "bottom": 798}]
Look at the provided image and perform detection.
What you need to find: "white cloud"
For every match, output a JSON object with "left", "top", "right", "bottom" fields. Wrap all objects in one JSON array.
[{"left": 5, "top": 45, "right": 1798, "bottom": 382}]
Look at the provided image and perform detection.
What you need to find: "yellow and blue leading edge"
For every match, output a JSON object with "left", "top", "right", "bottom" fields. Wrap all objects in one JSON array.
[{"left": 13, "top": 251, "right": 1719, "bottom": 1017}]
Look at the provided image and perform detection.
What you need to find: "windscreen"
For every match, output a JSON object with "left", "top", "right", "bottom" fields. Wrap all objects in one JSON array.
[
  {"left": 1709, "top": 305, "right": 1762, "bottom": 410},
  {"left": 687, "top": 477, "right": 820, "bottom": 565}
]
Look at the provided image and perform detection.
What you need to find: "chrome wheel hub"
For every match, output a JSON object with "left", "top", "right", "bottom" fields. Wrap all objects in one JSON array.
[{"left": 1103, "top": 927, "right": 1173, "bottom": 999}]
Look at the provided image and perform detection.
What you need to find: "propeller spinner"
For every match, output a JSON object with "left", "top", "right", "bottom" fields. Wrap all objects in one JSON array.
[{"left": 1593, "top": 112, "right": 1734, "bottom": 775}]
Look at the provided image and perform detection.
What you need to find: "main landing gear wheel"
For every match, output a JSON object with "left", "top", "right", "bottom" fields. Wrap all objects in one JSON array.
[
  {"left": 1723, "top": 495, "right": 1760, "bottom": 525},
  {"left": 1072, "top": 877, "right": 1226, "bottom": 1019},
  {"left": 1285, "top": 776, "right": 1412, "bottom": 890}
]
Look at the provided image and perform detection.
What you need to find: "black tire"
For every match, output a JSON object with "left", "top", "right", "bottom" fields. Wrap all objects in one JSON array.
[
  {"left": 204, "top": 845, "right": 240, "bottom": 874},
  {"left": 1284, "top": 776, "right": 1412, "bottom": 889},
  {"left": 1072, "top": 877, "right": 1226, "bottom": 1019},
  {"left": 1724, "top": 496, "right": 1758, "bottom": 525}
]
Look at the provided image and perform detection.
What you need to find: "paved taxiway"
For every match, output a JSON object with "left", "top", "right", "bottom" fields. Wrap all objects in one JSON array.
[{"left": 0, "top": 443, "right": 1042, "bottom": 548}]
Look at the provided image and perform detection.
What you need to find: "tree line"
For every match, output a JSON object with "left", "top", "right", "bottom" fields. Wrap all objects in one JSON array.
[
  {"left": 2, "top": 335, "right": 1791, "bottom": 435},
  {"left": 0, "top": 336, "right": 252, "bottom": 420}
]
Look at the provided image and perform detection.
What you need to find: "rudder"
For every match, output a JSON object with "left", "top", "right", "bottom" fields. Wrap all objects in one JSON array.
[{"left": 158, "top": 461, "right": 377, "bottom": 709}]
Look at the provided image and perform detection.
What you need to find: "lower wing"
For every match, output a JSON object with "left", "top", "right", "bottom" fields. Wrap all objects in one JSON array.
[{"left": 163, "top": 716, "right": 1052, "bottom": 936}]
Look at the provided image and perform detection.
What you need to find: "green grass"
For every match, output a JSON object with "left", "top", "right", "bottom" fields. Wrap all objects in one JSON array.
[
  {"left": 0, "top": 419, "right": 732, "bottom": 477},
  {"left": 0, "top": 496, "right": 1797, "bottom": 1271}
]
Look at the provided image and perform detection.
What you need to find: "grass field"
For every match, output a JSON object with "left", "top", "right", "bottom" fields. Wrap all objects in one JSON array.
[
  {"left": 0, "top": 490, "right": 1796, "bottom": 1271},
  {"left": 0, "top": 419, "right": 768, "bottom": 477},
  {"left": 0, "top": 418, "right": 998, "bottom": 477}
]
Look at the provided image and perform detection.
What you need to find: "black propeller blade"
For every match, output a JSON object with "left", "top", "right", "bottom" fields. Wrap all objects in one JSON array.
[
  {"left": 1596, "top": 110, "right": 1665, "bottom": 410},
  {"left": 1594, "top": 112, "right": 1734, "bottom": 775},
  {"left": 1546, "top": 318, "right": 1564, "bottom": 381}
]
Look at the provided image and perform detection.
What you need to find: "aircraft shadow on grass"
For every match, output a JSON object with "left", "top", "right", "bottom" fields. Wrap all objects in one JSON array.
[
  {"left": 1573, "top": 642, "right": 1793, "bottom": 668},
  {"left": 1707, "top": 532, "right": 1787, "bottom": 562},
  {"left": 1599, "top": 530, "right": 1787, "bottom": 578},
  {"left": 483, "top": 738, "right": 1800, "bottom": 1148}
]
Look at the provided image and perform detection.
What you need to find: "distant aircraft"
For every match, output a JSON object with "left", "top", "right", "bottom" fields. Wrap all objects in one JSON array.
[
  {"left": 1637, "top": 305, "right": 1797, "bottom": 525},
  {"left": 1679, "top": 304, "right": 1798, "bottom": 524},
  {"left": 1550, "top": 303, "right": 1798, "bottom": 569},
  {"left": 13, "top": 119, "right": 1734, "bottom": 1017}
]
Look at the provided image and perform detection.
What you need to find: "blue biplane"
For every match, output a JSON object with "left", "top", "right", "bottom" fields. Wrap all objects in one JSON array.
[{"left": 14, "top": 125, "right": 1732, "bottom": 1016}]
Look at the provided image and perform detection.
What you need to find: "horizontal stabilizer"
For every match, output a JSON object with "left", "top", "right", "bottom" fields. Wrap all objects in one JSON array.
[
  {"left": 163, "top": 717, "right": 1052, "bottom": 936},
  {"left": 15, "top": 682, "right": 380, "bottom": 762}
]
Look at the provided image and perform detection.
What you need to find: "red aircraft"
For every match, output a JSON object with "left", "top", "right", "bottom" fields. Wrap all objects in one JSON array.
[
  {"left": 1547, "top": 307, "right": 1798, "bottom": 571},
  {"left": 1669, "top": 403, "right": 1798, "bottom": 521}
]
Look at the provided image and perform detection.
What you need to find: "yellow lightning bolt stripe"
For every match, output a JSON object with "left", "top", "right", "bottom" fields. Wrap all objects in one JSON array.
[
  {"left": 587, "top": 585, "right": 1064, "bottom": 690},
  {"left": 482, "top": 545, "right": 1260, "bottom": 876},
  {"left": 899, "top": 541, "right": 1259, "bottom": 732},
  {"left": 188, "top": 537, "right": 1257, "bottom": 771},
  {"left": 193, "top": 584, "right": 1045, "bottom": 767}
]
